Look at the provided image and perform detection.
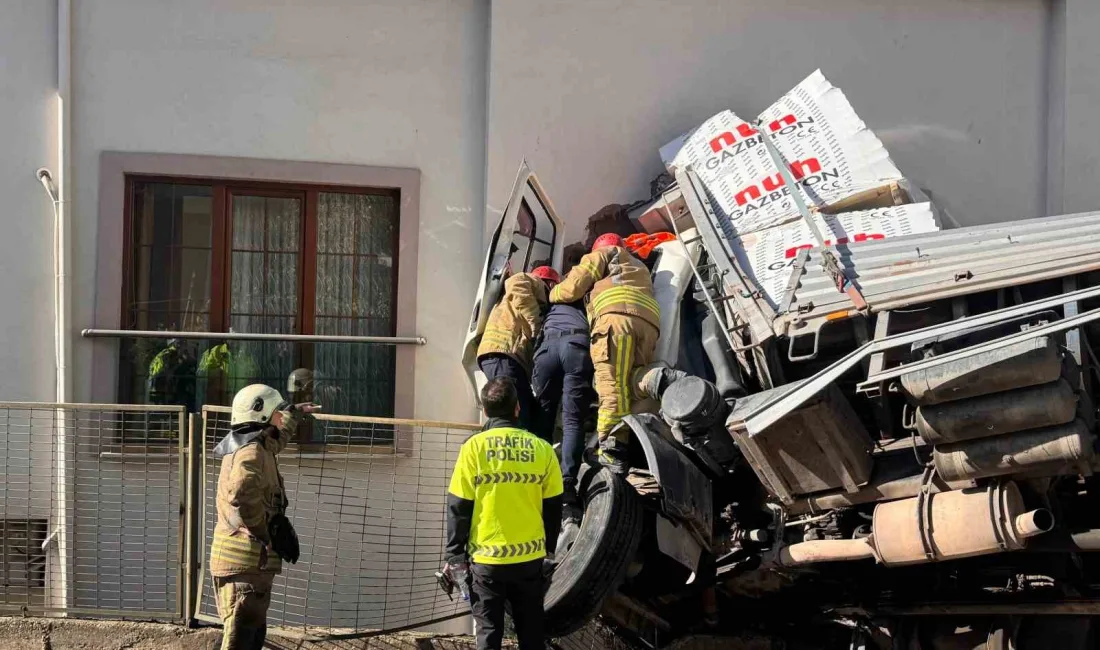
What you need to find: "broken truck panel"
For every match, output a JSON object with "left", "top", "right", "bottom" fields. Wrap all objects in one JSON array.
[
  {"left": 779, "top": 209, "right": 1100, "bottom": 340},
  {"left": 461, "top": 161, "right": 564, "bottom": 402},
  {"left": 623, "top": 414, "right": 713, "bottom": 549}
]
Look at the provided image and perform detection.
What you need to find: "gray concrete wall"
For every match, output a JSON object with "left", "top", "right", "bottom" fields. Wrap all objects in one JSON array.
[
  {"left": 70, "top": 0, "right": 491, "bottom": 423},
  {"left": 486, "top": 0, "right": 1053, "bottom": 241},
  {"left": 0, "top": 3, "right": 59, "bottom": 402}
]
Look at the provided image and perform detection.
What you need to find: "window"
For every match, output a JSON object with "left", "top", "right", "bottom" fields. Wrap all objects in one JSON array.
[
  {"left": 118, "top": 177, "right": 399, "bottom": 442},
  {"left": 0, "top": 519, "right": 47, "bottom": 603}
]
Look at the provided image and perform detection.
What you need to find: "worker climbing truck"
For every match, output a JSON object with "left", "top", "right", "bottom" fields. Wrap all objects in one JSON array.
[{"left": 464, "top": 149, "right": 1100, "bottom": 647}]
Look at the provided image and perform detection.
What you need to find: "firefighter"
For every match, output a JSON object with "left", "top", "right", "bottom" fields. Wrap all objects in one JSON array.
[
  {"left": 210, "top": 384, "right": 317, "bottom": 650},
  {"left": 549, "top": 233, "right": 659, "bottom": 475},
  {"left": 476, "top": 265, "right": 561, "bottom": 433},
  {"left": 444, "top": 377, "right": 563, "bottom": 650},
  {"left": 531, "top": 255, "right": 595, "bottom": 548}
]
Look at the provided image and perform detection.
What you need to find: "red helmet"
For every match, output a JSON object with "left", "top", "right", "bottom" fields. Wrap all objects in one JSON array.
[
  {"left": 530, "top": 266, "right": 561, "bottom": 285},
  {"left": 592, "top": 233, "right": 623, "bottom": 252}
]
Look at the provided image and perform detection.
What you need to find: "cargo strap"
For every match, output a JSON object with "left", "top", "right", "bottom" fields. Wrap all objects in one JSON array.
[
  {"left": 916, "top": 465, "right": 939, "bottom": 561},
  {"left": 757, "top": 126, "right": 868, "bottom": 312}
]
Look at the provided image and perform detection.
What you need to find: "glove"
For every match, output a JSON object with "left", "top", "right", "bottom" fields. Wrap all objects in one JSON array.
[{"left": 268, "top": 513, "right": 300, "bottom": 564}]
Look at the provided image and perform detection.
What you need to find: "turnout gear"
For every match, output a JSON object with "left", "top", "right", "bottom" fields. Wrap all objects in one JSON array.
[
  {"left": 551, "top": 246, "right": 660, "bottom": 449},
  {"left": 476, "top": 272, "right": 551, "bottom": 374},
  {"left": 550, "top": 246, "right": 660, "bottom": 329},
  {"left": 591, "top": 232, "right": 623, "bottom": 251},
  {"left": 230, "top": 384, "right": 286, "bottom": 431},
  {"left": 267, "top": 513, "right": 300, "bottom": 564},
  {"left": 212, "top": 385, "right": 301, "bottom": 649},
  {"left": 214, "top": 573, "right": 273, "bottom": 650},
  {"left": 529, "top": 265, "right": 561, "bottom": 286}
]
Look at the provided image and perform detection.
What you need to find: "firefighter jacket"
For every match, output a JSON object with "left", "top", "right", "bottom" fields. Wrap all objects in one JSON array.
[
  {"left": 550, "top": 246, "right": 660, "bottom": 330},
  {"left": 210, "top": 429, "right": 288, "bottom": 577},
  {"left": 476, "top": 272, "right": 550, "bottom": 372}
]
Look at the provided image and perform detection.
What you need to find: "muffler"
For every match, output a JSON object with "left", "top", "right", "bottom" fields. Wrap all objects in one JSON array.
[
  {"left": 873, "top": 481, "right": 1052, "bottom": 565},
  {"left": 777, "top": 482, "right": 1053, "bottom": 567}
]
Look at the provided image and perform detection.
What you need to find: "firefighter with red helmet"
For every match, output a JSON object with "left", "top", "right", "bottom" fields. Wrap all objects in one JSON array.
[
  {"left": 549, "top": 234, "right": 659, "bottom": 474},
  {"left": 476, "top": 265, "right": 561, "bottom": 435}
]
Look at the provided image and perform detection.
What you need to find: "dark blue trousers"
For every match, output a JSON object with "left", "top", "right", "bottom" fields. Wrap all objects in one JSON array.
[
  {"left": 531, "top": 334, "right": 594, "bottom": 488},
  {"left": 478, "top": 354, "right": 542, "bottom": 435}
]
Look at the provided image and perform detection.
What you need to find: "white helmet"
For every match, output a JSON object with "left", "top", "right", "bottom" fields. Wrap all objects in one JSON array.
[{"left": 230, "top": 384, "right": 286, "bottom": 431}]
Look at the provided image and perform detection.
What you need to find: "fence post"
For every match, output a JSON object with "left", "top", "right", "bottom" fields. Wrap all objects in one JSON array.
[{"left": 183, "top": 413, "right": 202, "bottom": 624}]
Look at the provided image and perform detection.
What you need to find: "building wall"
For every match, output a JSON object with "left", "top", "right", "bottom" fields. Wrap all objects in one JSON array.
[
  {"left": 486, "top": 0, "right": 1052, "bottom": 242},
  {"left": 70, "top": 0, "right": 490, "bottom": 423},
  {"left": 0, "top": 3, "right": 58, "bottom": 402}
]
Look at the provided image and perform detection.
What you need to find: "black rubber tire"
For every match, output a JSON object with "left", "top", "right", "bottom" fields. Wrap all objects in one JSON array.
[{"left": 545, "top": 463, "right": 644, "bottom": 637}]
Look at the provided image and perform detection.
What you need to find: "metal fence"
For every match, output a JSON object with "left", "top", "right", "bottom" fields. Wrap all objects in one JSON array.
[
  {"left": 0, "top": 402, "right": 184, "bottom": 619},
  {"left": 0, "top": 402, "right": 624, "bottom": 645},
  {"left": 196, "top": 406, "right": 478, "bottom": 637}
]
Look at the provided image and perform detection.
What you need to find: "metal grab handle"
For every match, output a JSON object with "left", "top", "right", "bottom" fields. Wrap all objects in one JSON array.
[{"left": 81, "top": 329, "right": 426, "bottom": 345}]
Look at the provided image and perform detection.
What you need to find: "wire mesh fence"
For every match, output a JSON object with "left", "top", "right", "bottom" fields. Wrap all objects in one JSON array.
[
  {"left": 198, "top": 406, "right": 478, "bottom": 636},
  {"left": 0, "top": 403, "right": 184, "bottom": 619}
]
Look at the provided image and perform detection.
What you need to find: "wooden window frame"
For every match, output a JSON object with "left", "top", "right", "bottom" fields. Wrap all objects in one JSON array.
[
  {"left": 94, "top": 152, "right": 420, "bottom": 421},
  {"left": 121, "top": 176, "right": 401, "bottom": 340}
]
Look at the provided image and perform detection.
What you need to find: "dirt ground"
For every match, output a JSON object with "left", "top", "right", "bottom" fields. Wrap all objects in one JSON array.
[
  {"left": 0, "top": 616, "right": 788, "bottom": 650},
  {"left": 0, "top": 617, "right": 493, "bottom": 650}
]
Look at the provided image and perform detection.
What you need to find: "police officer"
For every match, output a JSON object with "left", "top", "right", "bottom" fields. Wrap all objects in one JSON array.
[
  {"left": 444, "top": 377, "right": 564, "bottom": 650},
  {"left": 531, "top": 255, "right": 595, "bottom": 547},
  {"left": 210, "top": 384, "right": 317, "bottom": 650},
  {"left": 550, "top": 233, "right": 660, "bottom": 475},
  {"left": 476, "top": 266, "right": 561, "bottom": 432}
]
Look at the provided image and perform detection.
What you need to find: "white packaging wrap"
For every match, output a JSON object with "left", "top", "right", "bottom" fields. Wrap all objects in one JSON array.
[
  {"left": 661, "top": 70, "right": 905, "bottom": 237},
  {"left": 732, "top": 203, "right": 940, "bottom": 309}
]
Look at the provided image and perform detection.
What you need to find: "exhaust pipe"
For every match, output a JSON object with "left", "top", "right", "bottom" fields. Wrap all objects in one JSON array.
[
  {"left": 777, "top": 539, "right": 876, "bottom": 566},
  {"left": 776, "top": 482, "right": 1053, "bottom": 567}
]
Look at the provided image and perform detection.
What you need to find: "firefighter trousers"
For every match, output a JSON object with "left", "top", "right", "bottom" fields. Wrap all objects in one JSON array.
[
  {"left": 590, "top": 315, "right": 658, "bottom": 443},
  {"left": 214, "top": 573, "right": 274, "bottom": 650}
]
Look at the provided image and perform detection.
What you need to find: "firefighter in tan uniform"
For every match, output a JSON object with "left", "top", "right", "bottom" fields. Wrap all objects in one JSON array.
[
  {"left": 210, "top": 384, "right": 316, "bottom": 650},
  {"left": 476, "top": 265, "right": 561, "bottom": 434},
  {"left": 549, "top": 233, "right": 659, "bottom": 474}
]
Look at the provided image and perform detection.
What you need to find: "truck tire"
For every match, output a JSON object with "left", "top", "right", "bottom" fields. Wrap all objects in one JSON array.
[{"left": 545, "top": 464, "right": 644, "bottom": 637}]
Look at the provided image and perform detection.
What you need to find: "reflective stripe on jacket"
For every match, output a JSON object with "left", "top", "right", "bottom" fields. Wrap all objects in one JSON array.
[
  {"left": 211, "top": 435, "right": 285, "bottom": 576},
  {"left": 550, "top": 246, "right": 659, "bottom": 329},
  {"left": 476, "top": 273, "right": 549, "bottom": 373}
]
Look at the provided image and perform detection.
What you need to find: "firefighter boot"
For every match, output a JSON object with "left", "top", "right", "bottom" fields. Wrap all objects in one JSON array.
[{"left": 597, "top": 436, "right": 630, "bottom": 476}]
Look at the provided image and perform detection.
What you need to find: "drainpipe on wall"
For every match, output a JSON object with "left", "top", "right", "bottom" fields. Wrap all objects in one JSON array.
[{"left": 54, "top": 0, "right": 72, "bottom": 612}]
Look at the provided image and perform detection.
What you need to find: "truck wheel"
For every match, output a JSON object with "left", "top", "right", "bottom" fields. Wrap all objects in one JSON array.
[{"left": 545, "top": 463, "right": 644, "bottom": 637}]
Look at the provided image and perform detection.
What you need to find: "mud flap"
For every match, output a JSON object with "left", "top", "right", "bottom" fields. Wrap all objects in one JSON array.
[{"left": 623, "top": 413, "right": 713, "bottom": 550}]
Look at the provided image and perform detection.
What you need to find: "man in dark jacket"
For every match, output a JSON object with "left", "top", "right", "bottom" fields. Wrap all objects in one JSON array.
[
  {"left": 444, "top": 378, "right": 563, "bottom": 650},
  {"left": 532, "top": 286, "right": 594, "bottom": 549}
]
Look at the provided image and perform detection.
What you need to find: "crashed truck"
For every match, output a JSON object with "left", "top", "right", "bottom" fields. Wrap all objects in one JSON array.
[{"left": 462, "top": 71, "right": 1100, "bottom": 648}]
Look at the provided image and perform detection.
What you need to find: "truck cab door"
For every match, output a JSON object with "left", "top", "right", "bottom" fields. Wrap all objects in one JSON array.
[{"left": 462, "top": 161, "right": 564, "bottom": 403}]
